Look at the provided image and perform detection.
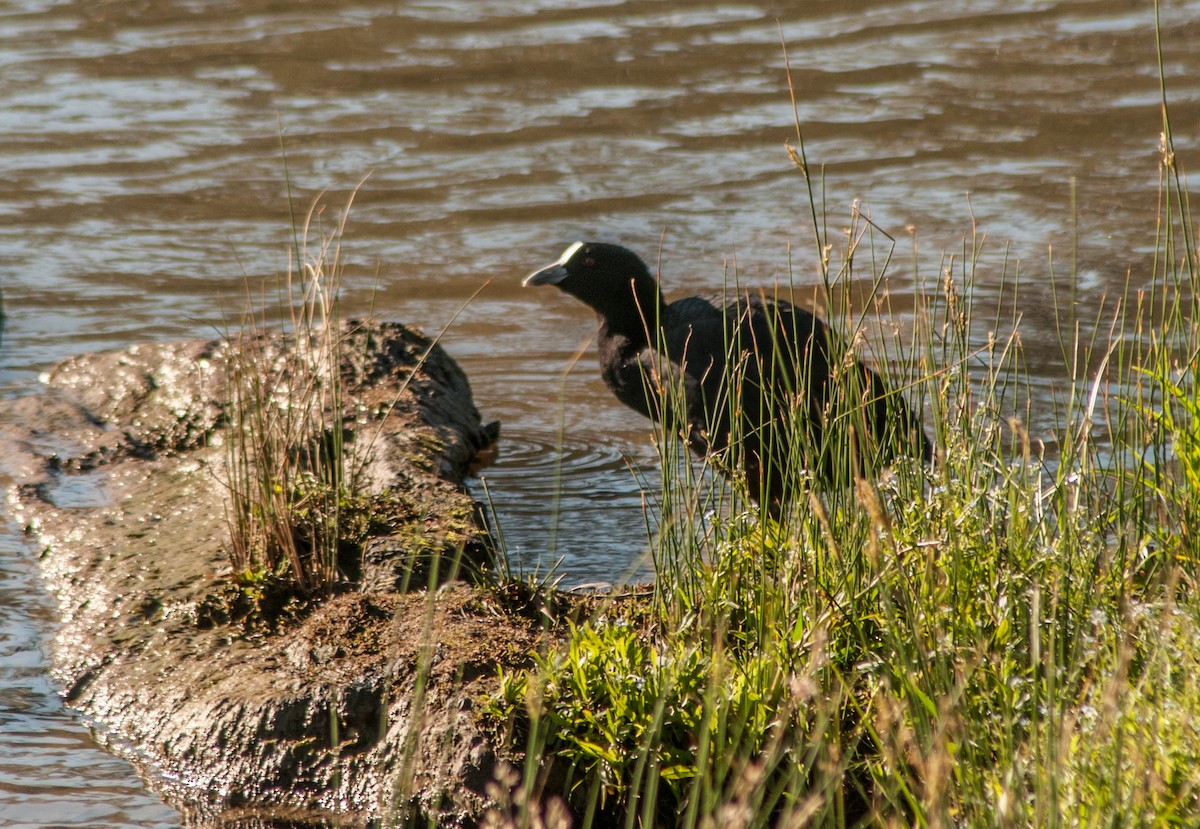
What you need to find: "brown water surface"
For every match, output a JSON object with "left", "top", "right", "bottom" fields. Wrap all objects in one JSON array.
[{"left": 1, "top": 0, "right": 1199, "bottom": 824}]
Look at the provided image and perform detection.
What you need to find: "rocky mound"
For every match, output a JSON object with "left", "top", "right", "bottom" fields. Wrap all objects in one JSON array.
[{"left": 1, "top": 322, "right": 540, "bottom": 827}]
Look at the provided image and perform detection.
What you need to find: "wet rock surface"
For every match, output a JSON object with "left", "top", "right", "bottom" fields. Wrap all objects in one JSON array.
[{"left": 0, "top": 322, "right": 541, "bottom": 827}]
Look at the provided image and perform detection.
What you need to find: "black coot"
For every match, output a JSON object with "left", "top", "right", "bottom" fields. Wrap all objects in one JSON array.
[{"left": 524, "top": 241, "right": 931, "bottom": 510}]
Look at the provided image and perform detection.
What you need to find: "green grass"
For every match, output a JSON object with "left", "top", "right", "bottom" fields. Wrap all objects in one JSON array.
[{"left": 479, "top": 30, "right": 1200, "bottom": 829}]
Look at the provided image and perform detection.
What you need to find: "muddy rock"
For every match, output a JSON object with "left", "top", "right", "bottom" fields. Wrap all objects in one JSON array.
[{"left": 1, "top": 321, "right": 542, "bottom": 827}]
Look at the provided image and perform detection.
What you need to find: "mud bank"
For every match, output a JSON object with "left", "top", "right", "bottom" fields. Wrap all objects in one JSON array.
[{"left": 1, "top": 322, "right": 544, "bottom": 827}]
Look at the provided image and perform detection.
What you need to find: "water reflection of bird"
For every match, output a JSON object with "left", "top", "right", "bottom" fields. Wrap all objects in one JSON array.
[{"left": 523, "top": 241, "right": 931, "bottom": 512}]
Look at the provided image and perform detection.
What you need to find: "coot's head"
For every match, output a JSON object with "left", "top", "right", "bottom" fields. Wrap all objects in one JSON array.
[{"left": 523, "top": 242, "right": 661, "bottom": 325}]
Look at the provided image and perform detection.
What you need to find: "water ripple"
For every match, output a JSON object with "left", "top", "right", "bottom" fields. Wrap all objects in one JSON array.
[{"left": 473, "top": 429, "right": 658, "bottom": 586}]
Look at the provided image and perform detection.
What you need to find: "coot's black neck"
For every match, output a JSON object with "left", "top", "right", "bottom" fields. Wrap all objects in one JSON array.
[{"left": 588, "top": 271, "right": 664, "bottom": 348}]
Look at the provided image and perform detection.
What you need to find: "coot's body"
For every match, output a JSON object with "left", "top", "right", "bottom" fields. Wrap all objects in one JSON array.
[{"left": 524, "top": 242, "right": 930, "bottom": 508}]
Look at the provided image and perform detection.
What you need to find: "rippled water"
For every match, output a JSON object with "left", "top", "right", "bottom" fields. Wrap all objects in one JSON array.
[
  {"left": 2, "top": 0, "right": 1199, "bottom": 823},
  {"left": 0, "top": 530, "right": 180, "bottom": 828}
]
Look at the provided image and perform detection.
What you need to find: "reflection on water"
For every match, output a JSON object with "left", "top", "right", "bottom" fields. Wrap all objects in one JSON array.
[{"left": 2, "top": 0, "right": 1200, "bottom": 824}]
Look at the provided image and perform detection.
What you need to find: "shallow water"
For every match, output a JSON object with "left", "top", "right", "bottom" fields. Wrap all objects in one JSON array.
[{"left": 2, "top": 0, "right": 1199, "bottom": 823}]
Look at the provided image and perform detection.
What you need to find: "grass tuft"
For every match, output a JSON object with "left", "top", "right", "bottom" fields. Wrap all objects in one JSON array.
[{"left": 220, "top": 187, "right": 364, "bottom": 596}]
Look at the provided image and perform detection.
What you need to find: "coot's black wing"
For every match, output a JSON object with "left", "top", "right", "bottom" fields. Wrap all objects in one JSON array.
[
  {"left": 610, "top": 287, "right": 929, "bottom": 507},
  {"left": 749, "top": 294, "right": 930, "bottom": 489},
  {"left": 650, "top": 295, "right": 729, "bottom": 455},
  {"left": 593, "top": 294, "right": 727, "bottom": 455},
  {"left": 723, "top": 293, "right": 837, "bottom": 500},
  {"left": 661, "top": 290, "right": 839, "bottom": 500}
]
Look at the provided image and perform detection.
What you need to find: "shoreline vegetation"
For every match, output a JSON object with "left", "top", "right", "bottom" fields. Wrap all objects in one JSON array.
[{"left": 476, "top": 44, "right": 1200, "bottom": 829}]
